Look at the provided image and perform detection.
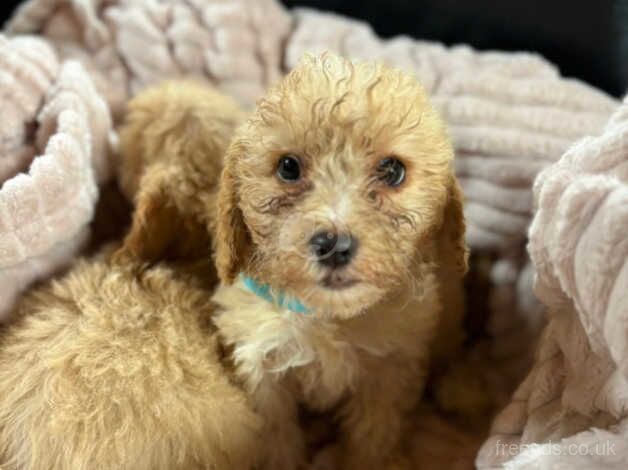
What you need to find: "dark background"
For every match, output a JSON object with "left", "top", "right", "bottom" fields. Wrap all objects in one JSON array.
[{"left": 1, "top": 0, "right": 626, "bottom": 96}]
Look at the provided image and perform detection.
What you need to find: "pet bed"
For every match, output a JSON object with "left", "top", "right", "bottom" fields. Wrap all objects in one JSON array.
[{"left": 1, "top": 0, "right": 626, "bottom": 468}]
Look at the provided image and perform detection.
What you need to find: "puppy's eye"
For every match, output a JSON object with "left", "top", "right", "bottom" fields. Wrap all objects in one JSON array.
[
  {"left": 277, "top": 154, "right": 301, "bottom": 182},
  {"left": 377, "top": 157, "right": 405, "bottom": 187}
]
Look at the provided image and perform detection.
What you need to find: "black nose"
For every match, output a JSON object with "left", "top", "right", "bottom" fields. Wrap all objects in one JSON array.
[{"left": 309, "top": 231, "right": 357, "bottom": 268}]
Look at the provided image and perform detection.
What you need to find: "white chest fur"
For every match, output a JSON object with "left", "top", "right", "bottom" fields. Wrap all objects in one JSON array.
[
  {"left": 212, "top": 285, "right": 357, "bottom": 410},
  {"left": 212, "top": 278, "right": 439, "bottom": 411}
]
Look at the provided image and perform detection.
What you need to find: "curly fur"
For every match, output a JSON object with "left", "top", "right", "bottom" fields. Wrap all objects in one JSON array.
[{"left": 0, "top": 256, "right": 262, "bottom": 470}]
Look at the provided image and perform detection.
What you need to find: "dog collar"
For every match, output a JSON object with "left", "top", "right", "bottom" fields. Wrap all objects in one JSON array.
[{"left": 241, "top": 275, "right": 311, "bottom": 314}]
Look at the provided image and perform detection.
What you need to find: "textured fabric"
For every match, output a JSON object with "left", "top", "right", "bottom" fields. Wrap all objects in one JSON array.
[
  {"left": 0, "top": 36, "right": 57, "bottom": 184},
  {"left": 6, "top": 0, "right": 293, "bottom": 118},
  {"left": 476, "top": 97, "right": 628, "bottom": 469},
  {"left": 0, "top": 0, "right": 626, "bottom": 467},
  {"left": 0, "top": 33, "right": 111, "bottom": 321}
]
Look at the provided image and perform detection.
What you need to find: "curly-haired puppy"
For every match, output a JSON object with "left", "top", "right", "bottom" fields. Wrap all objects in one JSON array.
[
  {"left": 0, "top": 83, "right": 261, "bottom": 470},
  {"left": 212, "top": 52, "right": 467, "bottom": 469}
]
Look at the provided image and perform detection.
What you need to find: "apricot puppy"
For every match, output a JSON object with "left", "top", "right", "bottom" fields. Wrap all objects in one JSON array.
[
  {"left": 0, "top": 83, "right": 259, "bottom": 470},
  {"left": 212, "top": 52, "right": 467, "bottom": 469}
]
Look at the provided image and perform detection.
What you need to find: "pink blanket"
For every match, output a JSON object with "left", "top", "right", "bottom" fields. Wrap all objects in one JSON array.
[
  {"left": 1, "top": 0, "right": 626, "bottom": 468},
  {"left": 0, "top": 34, "right": 111, "bottom": 319},
  {"left": 477, "top": 98, "right": 628, "bottom": 469}
]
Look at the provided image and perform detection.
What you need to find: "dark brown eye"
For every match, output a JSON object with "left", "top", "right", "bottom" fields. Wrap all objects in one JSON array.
[
  {"left": 377, "top": 157, "right": 405, "bottom": 187},
  {"left": 277, "top": 154, "right": 301, "bottom": 182}
]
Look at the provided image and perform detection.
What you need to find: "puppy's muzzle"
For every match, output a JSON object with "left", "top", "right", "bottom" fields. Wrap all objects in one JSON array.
[{"left": 309, "top": 231, "right": 358, "bottom": 268}]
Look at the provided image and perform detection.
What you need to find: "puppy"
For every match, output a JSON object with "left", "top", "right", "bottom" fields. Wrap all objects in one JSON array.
[
  {"left": 211, "top": 52, "right": 467, "bottom": 469},
  {"left": 0, "top": 83, "right": 261, "bottom": 470}
]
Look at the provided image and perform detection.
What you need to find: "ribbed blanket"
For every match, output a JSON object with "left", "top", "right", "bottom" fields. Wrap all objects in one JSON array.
[{"left": 1, "top": 1, "right": 626, "bottom": 468}]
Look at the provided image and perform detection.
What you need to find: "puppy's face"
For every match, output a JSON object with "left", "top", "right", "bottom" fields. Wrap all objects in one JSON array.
[{"left": 216, "top": 54, "right": 466, "bottom": 318}]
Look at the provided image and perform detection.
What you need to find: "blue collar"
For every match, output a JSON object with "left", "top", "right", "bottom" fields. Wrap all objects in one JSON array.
[{"left": 241, "top": 275, "right": 311, "bottom": 314}]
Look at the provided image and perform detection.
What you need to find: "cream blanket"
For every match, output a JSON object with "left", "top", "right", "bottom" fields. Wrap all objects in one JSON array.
[{"left": 1, "top": 0, "right": 626, "bottom": 468}]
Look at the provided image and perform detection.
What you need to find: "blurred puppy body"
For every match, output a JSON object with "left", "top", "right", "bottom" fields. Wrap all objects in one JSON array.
[
  {"left": 213, "top": 53, "right": 467, "bottom": 469},
  {"left": 0, "top": 83, "right": 260, "bottom": 470},
  {"left": 0, "top": 256, "right": 261, "bottom": 470}
]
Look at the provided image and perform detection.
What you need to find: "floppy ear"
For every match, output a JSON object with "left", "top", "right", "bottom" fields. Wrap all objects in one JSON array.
[
  {"left": 438, "top": 176, "right": 469, "bottom": 276},
  {"left": 112, "top": 80, "right": 243, "bottom": 264},
  {"left": 429, "top": 175, "right": 469, "bottom": 370},
  {"left": 214, "top": 148, "right": 252, "bottom": 284},
  {"left": 113, "top": 165, "right": 212, "bottom": 263}
]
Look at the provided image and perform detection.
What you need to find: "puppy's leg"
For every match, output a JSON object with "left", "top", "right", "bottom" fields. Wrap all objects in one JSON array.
[
  {"left": 250, "top": 377, "right": 307, "bottom": 470},
  {"left": 337, "top": 356, "right": 425, "bottom": 470}
]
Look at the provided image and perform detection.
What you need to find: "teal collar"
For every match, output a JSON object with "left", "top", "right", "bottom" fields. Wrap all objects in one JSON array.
[{"left": 241, "top": 275, "right": 311, "bottom": 314}]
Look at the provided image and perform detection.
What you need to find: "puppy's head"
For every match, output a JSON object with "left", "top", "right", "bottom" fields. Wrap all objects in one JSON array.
[{"left": 216, "top": 53, "right": 467, "bottom": 318}]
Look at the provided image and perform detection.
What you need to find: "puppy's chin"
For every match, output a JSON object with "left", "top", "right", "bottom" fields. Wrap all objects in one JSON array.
[{"left": 305, "top": 282, "right": 386, "bottom": 320}]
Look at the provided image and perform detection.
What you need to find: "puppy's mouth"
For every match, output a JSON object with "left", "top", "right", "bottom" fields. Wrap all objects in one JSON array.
[{"left": 319, "top": 272, "right": 359, "bottom": 290}]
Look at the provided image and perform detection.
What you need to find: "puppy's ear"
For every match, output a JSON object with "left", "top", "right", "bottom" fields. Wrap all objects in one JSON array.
[
  {"left": 438, "top": 176, "right": 469, "bottom": 276},
  {"left": 214, "top": 148, "right": 252, "bottom": 284},
  {"left": 114, "top": 166, "right": 211, "bottom": 263},
  {"left": 112, "top": 80, "right": 243, "bottom": 264}
]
